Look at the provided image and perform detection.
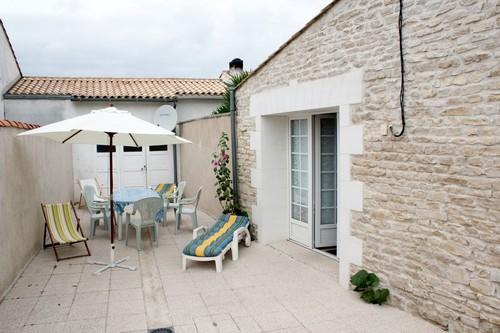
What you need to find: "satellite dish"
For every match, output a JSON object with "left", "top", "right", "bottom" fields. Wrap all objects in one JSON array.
[{"left": 154, "top": 105, "right": 178, "bottom": 131}]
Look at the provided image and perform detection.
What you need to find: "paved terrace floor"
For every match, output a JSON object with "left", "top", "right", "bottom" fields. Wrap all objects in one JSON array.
[{"left": 0, "top": 209, "right": 443, "bottom": 333}]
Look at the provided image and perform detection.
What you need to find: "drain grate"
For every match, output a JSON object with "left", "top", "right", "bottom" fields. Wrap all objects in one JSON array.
[{"left": 148, "top": 328, "right": 174, "bottom": 333}]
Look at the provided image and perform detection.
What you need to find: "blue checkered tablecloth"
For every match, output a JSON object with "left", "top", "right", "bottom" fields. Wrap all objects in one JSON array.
[{"left": 113, "top": 188, "right": 163, "bottom": 222}]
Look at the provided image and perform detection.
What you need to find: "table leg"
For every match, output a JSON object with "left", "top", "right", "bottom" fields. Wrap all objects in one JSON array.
[{"left": 117, "top": 213, "right": 123, "bottom": 241}]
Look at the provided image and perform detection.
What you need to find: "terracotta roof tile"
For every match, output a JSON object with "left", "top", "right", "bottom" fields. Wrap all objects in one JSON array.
[
  {"left": 0, "top": 119, "right": 40, "bottom": 130},
  {"left": 6, "top": 77, "right": 226, "bottom": 100}
]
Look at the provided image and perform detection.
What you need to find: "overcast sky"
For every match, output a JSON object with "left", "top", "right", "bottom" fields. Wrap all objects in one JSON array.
[{"left": 0, "top": 0, "right": 331, "bottom": 78}]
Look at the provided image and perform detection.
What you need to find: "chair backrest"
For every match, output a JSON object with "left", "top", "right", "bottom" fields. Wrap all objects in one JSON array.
[
  {"left": 154, "top": 183, "right": 175, "bottom": 198},
  {"left": 82, "top": 185, "right": 100, "bottom": 213},
  {"left": 41, "top": 202, "right": 84, "bottom": 244},
  {"left": 79, "top": 178, "right": 99, "bottom": 194},
  {"left": 133, "top": 197, "right": 164, "bottom": 224},
  {"left": 193, "top": 186, "right": 203, "bottom": 209},
  {"left": 176, "top": 181, "right": 187, "bottom": 200}
]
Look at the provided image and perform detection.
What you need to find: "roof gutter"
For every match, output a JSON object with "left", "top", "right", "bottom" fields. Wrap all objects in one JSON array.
[{"left": 3, "top": 94, "right": 72, "bottom": 100}]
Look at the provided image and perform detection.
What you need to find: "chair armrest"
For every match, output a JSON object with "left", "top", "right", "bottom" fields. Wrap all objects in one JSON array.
[
  {"left": 180, "top": 197, "right": 196, "bottom": 205},
  {"left": 193, "top": 226, "right": 207, "bottom": 239}
]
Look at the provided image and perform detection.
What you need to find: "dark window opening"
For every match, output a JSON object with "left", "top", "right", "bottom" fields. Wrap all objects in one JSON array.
[
  {"left": 149, "top": 145, "right": 168, "bottom": 152},
  {"left": 124, "top": 146, "right": 143, "bottom": 152},
  {"left": 97, "top": 145, "right": 116, "bottom": 153}
]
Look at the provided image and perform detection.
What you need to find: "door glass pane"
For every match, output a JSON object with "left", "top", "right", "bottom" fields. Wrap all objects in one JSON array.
[
  {"left": 300, "top": 119, "right": 308, "bottom": 135},
  {"left": 321, "top": 136, "right": 336, "bottom": 152},
  {"left": 290, "top": 119, "right": 308, "bottom": 224},
  {"left": 301, "top": 207, "right": 308, "bottom": 223},
  {"left": 292, "top": 171, "right": 300, "bottom": 187},
  {"left": 300, "top": 137, "right": 308, "bottom": 153},
  {"left": 300, "top": 155, "right": 308, "bottom": 171},
  {"left": 292, "top": 204, "right": 300, "bottom": 220},
  {"left": 149, "top": 145, "right": 168, "bottom": 152},
  {"left": 321, "top": 173, "right": 336, "bottom": 189},
  {"left": 292, "top": 188, "right": 300, "bottom": 204},
  {"left": 321, "top": 155, "right": 335, "bottom": 171},
  {"left": 291, "top": 120, "right": 300, "bottom": 135},
  {"left": 291, "top": 137, "right": 300, "bottom": 152},
  {"left": 321, "top": 190, "right": 335, "bottom": 207},
  {"left": 300, "top": 171, "right": 308, "bottom": 188},
  {"left": 321, "top": 119, "right": 336, "bottom": 135},
  {"left": 321, "top": 208, "right": 336, "bottom": 224},
  {"left": 124, "top": 146, "right": 142, "bottom": 152}
]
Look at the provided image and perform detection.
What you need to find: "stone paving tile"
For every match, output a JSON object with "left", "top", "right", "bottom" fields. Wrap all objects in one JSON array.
[
  {"left": 0, "top": 298, "right": 38, "bottom": 329},
  {"left": 106, "top": 312, "right": 147, "bottom": 333},
  {"left": 0, "top": 209, "right": 444, "bottom": 333}
]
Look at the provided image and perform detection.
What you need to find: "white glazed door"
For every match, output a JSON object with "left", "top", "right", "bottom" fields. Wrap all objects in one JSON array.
[
  {"left": 289, "top": 118, "right": 312, "bottom": 247},
  {"left": 95, "top": 145, "right": 118, "bottom": 195},
  {"left": 314, "top": 115, "right": 338, "bottom": 248},
  {"left": 119, "top": 146, "right": 147, "bottom": 188},
  {"left": 146, "top": 145, "right": 174, "bottom": 187}
]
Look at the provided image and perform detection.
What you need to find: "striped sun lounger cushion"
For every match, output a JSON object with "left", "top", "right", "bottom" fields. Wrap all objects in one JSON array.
[
  {"left": 43, "top": 203, "right": 86, "bottom": 244},
  {"left": 154, "top": 183, "right": 175, "bottom": 198},
  {"left": 183, "top": 215, "right": 249, "bottom": 257}
]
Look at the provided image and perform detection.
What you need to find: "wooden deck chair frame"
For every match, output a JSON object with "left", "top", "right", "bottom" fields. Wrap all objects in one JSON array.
[
  {"left": 182, "top": 225, "right": 251, "bottom": 272},
  {"left": 41, "top": 201, "right": 91, "bottom": 261}
]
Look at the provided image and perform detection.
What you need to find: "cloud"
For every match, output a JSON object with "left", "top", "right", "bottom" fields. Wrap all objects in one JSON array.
[{"left": 0, "top": 0, "right": 331, "bottom": 78}]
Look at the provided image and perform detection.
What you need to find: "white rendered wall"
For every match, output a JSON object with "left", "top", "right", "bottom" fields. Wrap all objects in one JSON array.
[{"left": 249, "top": 70, "right": 364, "bottom": 288}]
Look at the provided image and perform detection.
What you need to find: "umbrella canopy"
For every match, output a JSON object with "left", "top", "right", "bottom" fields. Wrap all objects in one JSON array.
[
  {"left": 18, "top": 106, "right": 190, "bottom": 146},
  {"left": 18, "top": 106, "right": 190, "bottom": 274}
]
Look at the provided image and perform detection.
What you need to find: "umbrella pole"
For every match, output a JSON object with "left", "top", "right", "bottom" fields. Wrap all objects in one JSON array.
[{"left": 88, "top": 132, "right": 137, "bottom": 274}]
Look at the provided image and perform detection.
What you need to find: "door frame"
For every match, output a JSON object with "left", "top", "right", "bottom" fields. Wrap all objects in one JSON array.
[{"left": 286, "top": 111, "right": 340, "bottom": 254}]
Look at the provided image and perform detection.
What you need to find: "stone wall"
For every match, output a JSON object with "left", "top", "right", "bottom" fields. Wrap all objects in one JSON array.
[
  {"left": 0, "top": 127, "right": 73, "bottom": 299},
  {"left": 235, "top": 0, "right": 500, "bottom": 331}
]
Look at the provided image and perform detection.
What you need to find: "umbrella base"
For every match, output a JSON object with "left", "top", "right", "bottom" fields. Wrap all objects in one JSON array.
[
  {"left": 88, "top": 256, "right": 137, "bottom": 274},
  {"left": 88, "top": 245, "right": 137, "bottom": 274}
]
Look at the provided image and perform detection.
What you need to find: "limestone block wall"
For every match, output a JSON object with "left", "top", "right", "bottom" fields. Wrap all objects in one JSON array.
[
  {"left": 235, "top": 0, "right": 500, "bottom": 331},
  {"left": 0, "top": 127, "right": 73, "bottom": 299}
]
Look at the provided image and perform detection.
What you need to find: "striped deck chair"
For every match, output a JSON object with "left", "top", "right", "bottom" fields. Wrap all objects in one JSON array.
[
  {"left": 41, "top": 202, "right": 91, "bottom": 261},
  {"left": 154, "top": 183, "right": 176, "bottom": 199},
  {"left": 182, "top": 215, "right": 251, "bottom": 272}
]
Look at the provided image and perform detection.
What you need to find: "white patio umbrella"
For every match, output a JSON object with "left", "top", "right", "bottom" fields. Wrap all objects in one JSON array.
[{"left": 18, "top": 106, "right": 190, "bottom": 274}]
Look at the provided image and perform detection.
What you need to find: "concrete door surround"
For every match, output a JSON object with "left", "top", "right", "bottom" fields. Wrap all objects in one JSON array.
[{"left": 248, "top": 70, "right": 364, "bottom": 288}]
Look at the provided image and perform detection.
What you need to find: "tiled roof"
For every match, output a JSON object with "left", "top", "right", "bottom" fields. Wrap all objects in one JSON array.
[
  {"left": 0, "top": 119, "right": 39, "bottom": 130},
  {"left": 5, "top": 76, "right": 226, "bottom": 101}
]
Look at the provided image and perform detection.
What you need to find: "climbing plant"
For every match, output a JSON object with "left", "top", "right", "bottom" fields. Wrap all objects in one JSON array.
[
  {"left": 213, "top": 71, "right": 249, "bottom": 115},
  {"left": 211, "top": 132, "right": 247, "bottom": 216},
  {"left": 350, "top": 269, "right": 390, "bottom": 305}
]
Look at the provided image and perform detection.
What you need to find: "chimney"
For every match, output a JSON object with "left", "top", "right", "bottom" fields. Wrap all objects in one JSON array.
[
  {"left": 229, "top": 58, "right": 243, "bottom": 71},
  {"left": 220, "top": 58, "right": 244, "bottom": 83}
]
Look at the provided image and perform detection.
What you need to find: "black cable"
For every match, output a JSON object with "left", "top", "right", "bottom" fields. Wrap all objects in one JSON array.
[{"left": 390, "top": 0, "right": 405, "bottom": 137}]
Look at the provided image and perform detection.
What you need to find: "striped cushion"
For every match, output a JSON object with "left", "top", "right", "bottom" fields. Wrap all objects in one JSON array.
[
  {"left": 43, "top": 203, "right": 86, "bottom": 244},
  {"left": 183, "top": 215, "right": 249, "bottom": 257},
  {"left": 154, "top": 183, "right": 175, "bottom": 198}
]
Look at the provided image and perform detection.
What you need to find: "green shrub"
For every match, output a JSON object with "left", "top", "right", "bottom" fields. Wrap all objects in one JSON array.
[{"left": 350, "top": 269, "right": 389, "bottom": 305}]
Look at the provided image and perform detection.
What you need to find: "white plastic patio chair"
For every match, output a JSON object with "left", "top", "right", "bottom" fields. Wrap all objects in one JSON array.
[
  {"left": 175, "top": 186, "right": 202, "bottom": 232},
  {"left": 125, "top": 197, "right": 163, "bottom": 250},
  {"left": 82, "top": 185, "right": 110, "bottom": 238},
  {"left": 163, "top": 181, "right": 186, "bottom": 226},
  {"left": 78, "top": 178, "right": 106, "bottom": 208}
]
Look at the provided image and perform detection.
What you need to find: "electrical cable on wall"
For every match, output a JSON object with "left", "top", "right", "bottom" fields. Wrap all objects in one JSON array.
[{"left": 390, "top": 0, "right": 406, "bottom": 137}]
